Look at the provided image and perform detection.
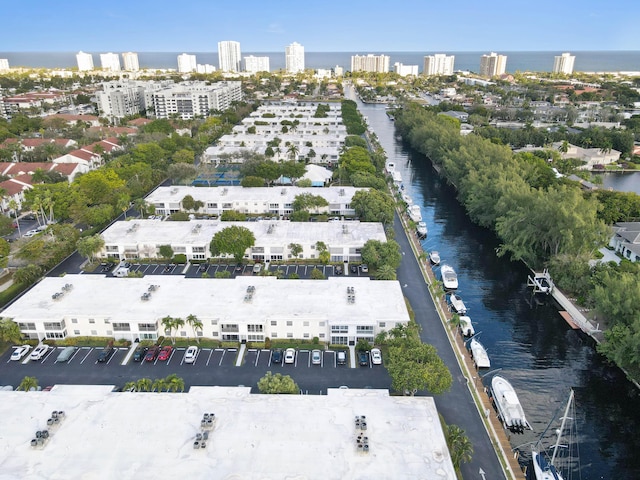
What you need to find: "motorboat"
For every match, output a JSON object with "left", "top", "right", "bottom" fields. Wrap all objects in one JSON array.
[
  {"left": 459, "top": 315, "right": 474, "bottom": 337},
  {"left": 392, "top": 171, "right": 402, "bottom": 185},
  {"left": 416, "top": 221, "right": 427, "bottom": 238},
  {"left": 529, "top": 390, "right": 577, "bottom": 480},
  {"left": 469, "top": 338, "right": 490, "bottom": 368},
  {"left": 440, "top": 264, "right": 458, "bottom": 290},
  {"left": 429, "top": 251, "right": 441, "bottom": 265},
  {"left": 449, "top": 293, "right": 467, "bottom": 314},
  {"left": 407, "top": 204, "right": 422, "bottom": 223},
  {"left": 385, "top": 162, "right": 395, "bottom": 173},
  {"left": 402, "top": 192, "right": 413, "bottom": 206},
  {"left": 490, "top": 375, "right": 531, "bottom": 433}
]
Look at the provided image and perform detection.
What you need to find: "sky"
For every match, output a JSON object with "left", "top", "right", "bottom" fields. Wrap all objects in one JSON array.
[{"left": 1, "top": 0, "right": 638, "bottom": 52}]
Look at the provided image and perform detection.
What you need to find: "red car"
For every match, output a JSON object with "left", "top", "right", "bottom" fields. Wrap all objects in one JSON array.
[
  {"left": 144, "top": 346, "right": 160, "bottom": 362},
  {"left": 158, "top": 346, "right": 173, "bottom": 361}
]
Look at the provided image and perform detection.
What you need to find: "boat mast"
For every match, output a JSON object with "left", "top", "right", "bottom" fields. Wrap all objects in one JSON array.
[{"left": 550, "top": 389, "right": 574, "bottom": 466}]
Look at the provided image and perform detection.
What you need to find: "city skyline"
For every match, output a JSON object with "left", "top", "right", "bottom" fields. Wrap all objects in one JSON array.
[{"left": 2, "top": 0, "right": 637, "bottom": 52}]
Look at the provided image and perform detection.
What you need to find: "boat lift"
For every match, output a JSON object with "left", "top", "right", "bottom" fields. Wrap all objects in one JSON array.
[{"left": 527, "top": 268, "right": 554, "bottom": 294}]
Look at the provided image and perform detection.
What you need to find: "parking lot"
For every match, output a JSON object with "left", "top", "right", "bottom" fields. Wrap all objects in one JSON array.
[{"left": 1, "top": 344, "right": 388, "bottom": 393}]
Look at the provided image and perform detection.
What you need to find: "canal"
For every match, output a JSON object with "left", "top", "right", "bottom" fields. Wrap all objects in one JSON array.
[{"left": 354, "top": 95, "right": 640, "bottom": 479}]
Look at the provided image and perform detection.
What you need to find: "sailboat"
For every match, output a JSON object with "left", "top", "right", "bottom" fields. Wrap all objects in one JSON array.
[{"left": 528, "top": 390, "right": 578, "bottom": 480}]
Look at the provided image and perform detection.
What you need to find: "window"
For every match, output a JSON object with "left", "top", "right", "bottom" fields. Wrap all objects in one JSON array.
[
  {"left": 379, "top": 322, "right": 386, "bottom": 328},
  {"left": 113, "top": 323, "right": 130, "bottom": 332},
  {"left": 331, "top": 325, "right": 348, "bottom": 333},
  {"left": 319, "top": 321, "right": 325, "bottom": 327},
  {"left": 104, "top": 319, "right": 110, "bottom": 324},
  {"left": 272, "top": 332, "right": 278, "bottom": 338},
  {"left": 212, "top": 332, "right": 218, "bottom": 337},
  {"left": 303, "top": 321, "right": 309, "bottom": 327},
  {"left": 247, "top": 324, "right": 263, "bottom": 332},
  {"left": 303, "top": 333, "right": 310, "bottom": 338},
  {"left": 192, "top": 246, "right": 205, "bottom": 253},
  {"left": 211, "top": 319, "right": 218, "bottom": 325},
  {"left": 89, "top": 319, "right": 95, "bottom": 324},
  {"left": 44, "top": 321, "right": 65, "bottom": 331},
  {"left": 356, "top": 325, "right": 374, "bottom": 334},
  {"left": 221, "top": 324, "right": 239, "bottom": 332},
  {"left": 74, "top": 330, "right": 80, "bottom": 335},
  {"left": 71, "top": 318, "right": 78, "bottom": 324},
  {"left": 91, "top": 330, "right": 97, "bottom": 336},
  {"left": 45, "top": 331, "right": 67, "bottom": 339},
  {"left": 271, "top": 320, "right": 277, "bottom": 326},
  {"left": 192, "top": 254, "right": 205, "bottom": 260},
  {"left": 253, "top": 247, "right": 264, "bottom": 253},
  {"left": 181, "top": 331, "right": 187, "bottom": 337},
  {"left": 222, "top": 334, "right": 239, "bottom": 341},
  {"left": 18, "top": 322, "right": 36, "bottom": 330},
  {"left": 140, "top": 332, "right": 157, "bottom": 340},
  {"left": 106, "top": 330, "right": 112, "bottom": 336},
  {"left": 139, "top": 323, "right": 157, "bottom": 332},
  {"left": 248, "top": 334, "right": 264, "bottom": 341},
  {"left": 197, "top": 331, "right": 203, "bottom": 337},
  {"left": 287, "top": 333, "right": 293, "bottom": 338},
  {"left": 286, "top": 321, "right": 293, "bottom": 326},
  {"left": 331, "top": 335, "right": 347, "bottom": 345},
  {"left": 319, "top": 333, "right": 325, "bottom": 338}
]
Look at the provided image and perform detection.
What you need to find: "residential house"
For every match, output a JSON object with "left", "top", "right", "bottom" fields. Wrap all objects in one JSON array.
[{"left": 610, "top": 222, "right": 640, "bottom": 262}]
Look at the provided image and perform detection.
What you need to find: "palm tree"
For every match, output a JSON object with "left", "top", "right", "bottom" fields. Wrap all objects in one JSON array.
[
  {"left": 287, "top": 143, "right": 299, "bottom": 161},
  {"left": 18, "top": 376, "right": 39, "bottom": 392},
  {"left": 185, "top": 314, "right": 203, "bottom": 343},
  {"left": 8, "top": 199, "right": 21, "bottom": 236},
  {"left": 123, "top": 381, "right": 137, "bottom": 392},
  {"left": 117, "top": 193, "right": 130, "bottom": 219},
  {"left": 151, "top": 378, "right": 166, "bottom": 392},
  {"left": 161, "top": 315, "right": 175, "bottom": 342},
  {"left": 164, "top": 374, "right": 185, "bottom": 392},
  {"left": 446, "top": 424, "right": 473, "bottom": 471},
  {"left": 375, "top": 264, "right": 397, "bottom": 280},
  {"left": 172, "top": 317, "right": 185, "bottom": 343},
  {"left": 132, "top": 198, "right": 149, "bottom": 218},
  {"left": 136, "top": 377, "right": 153, "bottom": 392},
  {"left": 31, "top": 194, "right": 45, "bottom": 226},
  {"left": 42, "top": 192, "right": 54, "bottom": 224}
]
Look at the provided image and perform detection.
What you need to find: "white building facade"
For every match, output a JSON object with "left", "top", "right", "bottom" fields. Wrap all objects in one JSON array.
[
  {"left": 96, "top": 80, "right": 171, "bottom": 119},
  {"left": 152, "top": 81, "right": 242, "bottom": 119},
  {"left": 76, "top": 51, "right": 94, "bottom": 71},
  {"left": 244, "top": 55, "right": 270, "bottom": 73},
  {"left": 122, "top": 52, "right": 140, "bottom": 71},
  {"left": 100, "top": 53, "right": 121, "bottom": 72},
  {"left": 218, "top": 41, "right": 242, "bottom": 72},
  {"left": 350, "top": 54, "right": 390, "bottom": 73},
  {"left": 423, "top": 54, "right": 455, "bottom": 76},
  {"left": 285, "top": 42, "right": 305, "bottom": 73},
  {"left": 393, "top": 63, "right": 418, "bottom": 76},
  {"left": 0, "top": 59, "right": 9, "bottom": 71},
  {"left": 553, "top": 52, "right": 576, "bottom": 75},
  {"left": 177, "top": 53, "right": 197, "bottom": 73},
  {"left": 479, "top": 52, "right": 507, "bottom": 77}
]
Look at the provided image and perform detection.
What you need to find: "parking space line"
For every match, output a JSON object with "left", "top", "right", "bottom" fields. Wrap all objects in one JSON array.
[
  {"left": 218, "top": 350, "right": 225, "bottom": 366},
  {"left": 105, "top": 351, "right": 117, "bottom": 365},
  {"left": 40, "top": 349, "right": 57, "bottom": 364},
  {"left": 205, "top": 349, "right": 214, "bottom": 366},
  {"left": 79, "top": 348, "right": 93, "bottom": 364},
  {"left": 255, "top": 350, "right": 260, "bottom": 367},
  {"left": 166, "top": 349, "right": 176, "bottom": 365}
]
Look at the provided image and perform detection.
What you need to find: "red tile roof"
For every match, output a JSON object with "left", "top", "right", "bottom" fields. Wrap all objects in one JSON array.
[
  {"left": 67, "top": 149, "right": 95, "bottom": 161},
  {"left": 128, "top": 118, "right": 152, "bottom": 126}
]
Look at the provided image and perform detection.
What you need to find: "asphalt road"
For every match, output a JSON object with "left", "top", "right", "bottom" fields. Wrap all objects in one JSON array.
[{"left": 392, "top": 211, "right": 506, "bottom": 480}]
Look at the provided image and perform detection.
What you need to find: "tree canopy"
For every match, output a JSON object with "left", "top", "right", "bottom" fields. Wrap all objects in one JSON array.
[
  {"left": 209, "top": 225, "right": 256, "bottom": 261},
  {"left": 257, "top": 371, "right": 299, "bottom": 394}
]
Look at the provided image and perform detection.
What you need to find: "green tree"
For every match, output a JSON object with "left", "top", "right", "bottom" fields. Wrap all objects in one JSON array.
[
  {"left": 220, "top": 210, "right": 248, "bottom": 221},
  {"left": 292, "top": 193, "right": 329, "bottom": 213},
  {"left": 351, "top": 189, "right": 395, "bottom": 224},
  {"left": 257, "top": 371, "right": 299, "bottom": 394},
  {"left": 209, "top": 225, "right": 256, "bottom": 262},
  {"left": 164, "top": 373, "right": 185, "bottom": 392},
  {"left": 375, "top": 264, "right": 397, "bottom": 280},
  {"left": 17, "top": 376, "right": 39, "bottom": 392},
  {"left": 151, "top": 377, "right": 166, "bottom": 392},
  {"left": 167, "top": 163, "right": 197, "bottom": 184},
  {"left": 288, "top": 243, "right": 303, "bottom": 260},
  {"left": 136, "top": 378, "right": 153, "bottom": 392},
  {"left": 361, "top": 239, "right": 402, "bottom": 270},
  {"left": 241, "top": 176, "right": 265, "bottom": 187},
  {"left": 13, "top": 264, "right": 43, "bottom": 286},
  {"left": 0, "top": 318, "right": 22, "bottom": 343},
  {"left": 0, "top": 238, "right": 10, "bottom": 269},
  {"left": 181, "top": 195, "right": 196, "bottom": 211},
  {"left": 76, "top": 234, "right": 105, "bottom": 263},
  {"left": 186, "top": 314, "right": 203, "bottom": 343},
  {"left": 310, "top": 267, "right": 326, "bottom": 279},
  {"left": 446, "top": 424, "right": 474, "bottom": 471},
  {"left": 287, "top": 143, "right": 300, "bottom": 161},
  {"left": 158, "top": 245, "right": 174, "bottom": 263},
  {"left": 280, "top": 160, "right": 306, "bottom": 183},
  {"left": 172, "top": 149, "right": 195, "bottom": 164},
  {"left": 161, "top": 316, "right": 176, "bottom": 344}
]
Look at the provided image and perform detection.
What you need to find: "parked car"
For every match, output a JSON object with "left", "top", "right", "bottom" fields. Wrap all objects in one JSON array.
[
  {"left": 97, "top": 343, "right": 115, "bottom": 363},
  {"left": 23, "top": 230, "right": 39, "bottom": 238},
  {"left": 335, "top": 265, "right": 343, "bottom": 275},
  {"left": 145, "top": 346, "right": 160, "bottom": 362},
  {"left": 30, "top": 344, "right": 49, "bottom": 361},
  {"left": 350, "top": 265, "right": 358, "bottom": 274},
  {"left": 272, "top": 349, "right": 283, "bottom": 364},
  {"left": 284, "top": 348, "right": 296, "bottom": 364},
  {"left": 252, "top": 263, "right": 263, "bottom": 274},
  {"left": 132, "top": 346, "right": 148, "bottom": 362},
  {"left": 158, "top": 345, "right": 173, "bottom": 361},
  {"left": 184, "top": 345, "right": 198, "bottom": 364},
  {"left": 358, "top": 351, "right": 369, "bottom": 367},
  {"left": 370, "top": 348, "right": 382, "bottom": 365},
  {"left": 311, "top": 349, "right": 322, "bottom": 365},
  {"left": 55, "top": 346, "right": 77, "bottom": 363},
  {"left": 10, "top": 345, "right": 31, "bottom": 361},
  {"left": 235, "top": 263, "right": 244, "bottom": 272},
  {"left": 336, "top": 351, "right": 347, "bottom": 365},
  {"left": 360, "top": 264, "right": 369, "bottom": 273}
]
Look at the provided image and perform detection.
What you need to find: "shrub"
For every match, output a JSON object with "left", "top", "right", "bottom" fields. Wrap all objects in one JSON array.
[{"left": 172, "top": 254, "right": 187, "bottom": 264}]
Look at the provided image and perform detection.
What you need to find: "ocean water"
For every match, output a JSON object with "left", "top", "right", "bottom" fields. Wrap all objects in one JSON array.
[{"left": 1, "top": 51, "right": 640, "bottom": 73}]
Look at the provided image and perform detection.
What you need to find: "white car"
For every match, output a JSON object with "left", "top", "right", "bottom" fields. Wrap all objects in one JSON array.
[
  {"left": 23, "top": 230, "right": 39, "bottom": 238},
  {"left": 30, "top": 344, "right": 49, "bottom": 361},
  {"left": 10, "top": 345, "right": 31, "bottom": 361},
  {"left": 370, "top": 348, "right": 382, "bottom": 365},
  {"left": 311, "top": 349, "right": 322, "bottom": 365},
  {"left": 284, "top": 348, "right": 296, "bottom": 364},
  {"left": 184, "top": 345, "right": 199, "bottom": 364}
]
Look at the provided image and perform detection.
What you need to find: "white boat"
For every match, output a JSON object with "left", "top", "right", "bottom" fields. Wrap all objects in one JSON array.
[
  {"left": 429, "top": 251, "right": 440, "bottom": 265},
  {"left": 449, "top": 293, "right": 467, "bottom": 314},
  {"left": 529, "top": 390, "right": 577, "bottom": 480},
  {"left": 392, "top": 171, "right": 402, "bottom": 185},
  {"left": 416, "top": 221, "right": 427, "bottom": 238},
  {"left": 385, "top": 162, "right": 396, "bottom": 173},
  {"left": 402, "top": 192, "right": 413, "bottom": 205},
  {"left": 470, "top": 338, "right": 490, "bottom": 368},
  {"left": 491, "top": 375, "right": 531, "bottom": 432},
  {"left": 440, "top": 264, "right": 458, "bottom": 290},
  {"left": 407, "top": 205, "right": 422, "bottom": 223},
  {"left": 459, "top": 315, "right": 475, "bottom": 337}
]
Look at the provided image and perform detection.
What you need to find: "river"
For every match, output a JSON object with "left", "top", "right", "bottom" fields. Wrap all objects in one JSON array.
[
  {"left": 354, "top": 96, "right": 640, "bottom": 479},
  {"left": 600, "top": 171, "right": 640, "bottom": 195}
]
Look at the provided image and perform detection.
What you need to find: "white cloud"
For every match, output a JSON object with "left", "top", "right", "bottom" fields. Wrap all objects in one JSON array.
[{"left": 266, "top": 23, "right": 284, "bottom": 34}]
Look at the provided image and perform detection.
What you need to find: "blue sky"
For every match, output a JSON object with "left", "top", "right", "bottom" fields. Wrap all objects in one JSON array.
[{"left": 2, "top": 0, "right": 637, "bottom": 51}]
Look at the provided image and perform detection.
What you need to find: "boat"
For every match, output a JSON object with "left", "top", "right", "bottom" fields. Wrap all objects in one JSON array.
[
  {"left": 528, "top": 390, "right": 577, "bottom": 480},
  {"left": 429, "top": 251, "right": 440, "bottom": 265},
  {"left": 469, "top": 338, "right": 491, "bottom": 368},
  {"left": 392, "top": 171, "right": 402, "bottom": 185},
  {"left": 490, "top": 375, "right": 531, "bottom": 432},
  {"left": 402, "top": 192, "right": 413, "bottom": 205},
  {"left": 407, "top": 205, "right": 422, "bottom": 223},
  {"left": 385, "top": 162, "right": 395, "bottom": 173},
  {"left": 440, "top": 264, "right": 458, "bottom": 290},
  {"left": 416, "top": 221, "right": 427, "bottom": 238},
  {"left": 459, "top": 315, "right": 475, "bottom": 337},
  {"left": 449, "top": 293, "right": 467, "bottom": 314}
]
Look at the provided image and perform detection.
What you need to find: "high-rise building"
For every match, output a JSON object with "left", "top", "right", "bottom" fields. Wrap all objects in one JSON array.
[
  {"left": 285, "top": 42, "right": 305, "bottom": 73},
  {"left": 244, "top": 56, "right": 270, "bottom": 74},
  {"left": 423, "top": 54, "right": 455, "bottom": 76},
  {"left": 350, "top": 54, "right": 390, "bottom": 73},
  {"left": 0, "top": 59, "right": 9, "bottom": 72},
  {"left": 479, "top": 52, "right": 507, "bottom": 77},
  {"left": 76, "top": 51, "right": 94, "bottom": 71},
  {"left": 153, "top": 81, "right": 242, "bottom": 119},
  {"left": 553, "top": 52, "right": 576, "bottom": 75},
  {"left": 100, "top": 53, "right": 121, "bottom": 72},
  {"left": 122, "top": 52, "right": 140, "bottom": 71},
  {"left": 218, "top": 41, "right": 242, "bottom": 72},
  {"left": 177, "top": 53, "right": 197, "bottom": 73},
  {"left": 196, "top": 64, "right": 216, "bottom": 74},
  {"left": 393, "top": 63, "right": 418, "bottom": 76}
]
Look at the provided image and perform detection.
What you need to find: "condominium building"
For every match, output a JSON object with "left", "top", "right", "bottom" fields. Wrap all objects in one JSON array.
[
  {"left": 218, "top": 41, "right": 242, "bottom": 72},
  {"left": 196, "top": 64, "right": 216, "bottom": 74},
  {"left": 479, "top": 52, "right": 507, "bottom": 77},
  {"left": 350, "top": 54, "right": 390, "bottom": 73},
  {"left": 122, "top": 52, "right": 140, "bottom": 71},
  {"left": 244, "top": 55, "right": 270, "bottom": 74},
  {"left": 423, "top": 54, "right": 455, "bottom": 76},
  {"left": 96, "top": 80, "right": 171, "bottom": 119},
  {"left": 285, "top": 42, "right": 305, "bottom": 73},
  {"left": 152, "top": 81, "right": 242, "bottom": 119},
  {"left": 553, "top": 52, "right": 576, "bottom": 75},
  {"left": 5, "top": 275, "right": 408, "bottom": 345},
  {"left": 0, "top": 59, "right": 9, "bottom": 72},
  {"left": 177, "top": 53, "right": 197, "bottom": 73},
  {"left": 100, "top": 53, "right": 121, "bottom": 72},
  {"left": 393, "top": 63, "right": 418, "bottom": 76},
  {"left": 76, "top": 51, "right": 94, "bottom": 71}
]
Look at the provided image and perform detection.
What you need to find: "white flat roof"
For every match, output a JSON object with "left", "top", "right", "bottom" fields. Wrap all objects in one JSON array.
[
  {"left": 146, "top": 186, "right": 365, "bottom": 206},
  {"left": 102, "top": 219, "right": 386, "bottom": 249},
  {"left": 3, "top": 275, "right": 408, "bottom": 326},
  {"left": 0, "top": 386, "right": 455, "bottom": 479}
]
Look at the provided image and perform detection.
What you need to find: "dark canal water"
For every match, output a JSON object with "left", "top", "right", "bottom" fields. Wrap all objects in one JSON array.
[
  {"left": 600, "top": 171, "right": 640, "bottom": 195},
  {"left": 354, "top": 94, "right": 640, "bottom": 479}
]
